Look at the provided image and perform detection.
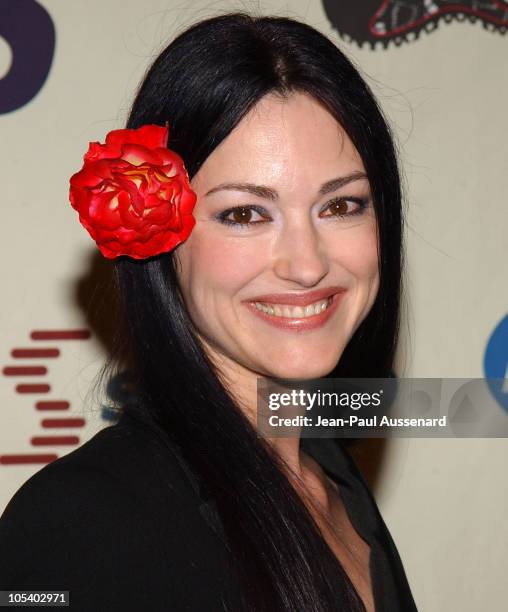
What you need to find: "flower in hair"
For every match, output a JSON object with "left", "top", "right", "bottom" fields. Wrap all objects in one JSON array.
[{"left": 69, "top": 124, "right": 197, "bottom": 259}]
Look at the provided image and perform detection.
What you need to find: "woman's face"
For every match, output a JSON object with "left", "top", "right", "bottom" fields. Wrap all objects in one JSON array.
[{"left": 175, "top": 91, "right": 379, "bottom": 381}]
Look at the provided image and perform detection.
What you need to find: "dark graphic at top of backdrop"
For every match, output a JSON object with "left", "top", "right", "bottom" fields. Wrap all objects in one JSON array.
[
  {"left": 0, "top": 0, "right": 55, "bottom": 114},
  {"left": 323, "top": 0, "right": 508, "bottom": 48}
]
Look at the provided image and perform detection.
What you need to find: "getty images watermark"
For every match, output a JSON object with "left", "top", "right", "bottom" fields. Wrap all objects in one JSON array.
[{"left": 255, "top": 378, "right": 508, "bottom": 438}]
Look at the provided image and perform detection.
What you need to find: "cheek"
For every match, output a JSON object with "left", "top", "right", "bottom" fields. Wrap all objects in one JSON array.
[
  {"left": 354, "top": 233, "right": 378, "bottom": 283},
  {"left": 328, "top": 223, "right": 379, "bottom": 310},
  {"left": 349, "top": 226, "right": 380, "bottom": 317},
  {"left": 176, "top": 228, "right": 269, "bottom": 310},
  {"left": 330, "top": 221, "right": 378, "bottom": 272},
  {"left": 327, "top": 226, "right": 379, "bottom": 337}
]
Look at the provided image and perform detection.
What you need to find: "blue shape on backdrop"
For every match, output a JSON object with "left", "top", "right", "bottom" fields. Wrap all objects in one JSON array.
[
  {"left": 484, "top": 314, "right": 508, "bottom": 413},
  {"left": 101, "top": 370, "right": 139, "bottom": 422}
]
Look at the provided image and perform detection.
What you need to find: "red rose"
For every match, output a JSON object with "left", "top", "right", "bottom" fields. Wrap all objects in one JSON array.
[{"left": 69, "top": 124, "right": 197, "bottom": 259}]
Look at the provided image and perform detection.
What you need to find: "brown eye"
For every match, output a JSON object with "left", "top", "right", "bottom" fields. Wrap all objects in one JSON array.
[
  {"left": 230, "top": 207, "right": 253, "bottom": 224},
  {"left": 327, "top": 200, "right": 350, "bottom": 216},
  {"left": 321, "top": 197, "right": 367, "bottom": 219}
]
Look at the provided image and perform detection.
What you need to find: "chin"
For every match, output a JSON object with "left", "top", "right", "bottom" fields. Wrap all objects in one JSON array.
[
  {"left": 262, "top": 345, "right": 343, "bottom": 380},
  {"left": 262, "top": 359, "right": 339, "bottom": 381}
]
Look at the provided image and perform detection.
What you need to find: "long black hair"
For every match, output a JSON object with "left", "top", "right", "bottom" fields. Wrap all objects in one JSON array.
[{"left": 104, "top": 11, "right": 403, "bottom": 612}]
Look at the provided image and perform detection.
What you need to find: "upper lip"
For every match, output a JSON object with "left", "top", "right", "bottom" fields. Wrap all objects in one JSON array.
[{"left": 244, "top": 286, "right": 346, "bottom": 307}]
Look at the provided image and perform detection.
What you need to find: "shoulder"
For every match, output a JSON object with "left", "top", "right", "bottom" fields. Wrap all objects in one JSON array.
[
  {"left": 0, "top": 411, "right": 223, "bottom": 608},
  {"left": 1, "top": 411, "right": 201, "bottom": 529}
]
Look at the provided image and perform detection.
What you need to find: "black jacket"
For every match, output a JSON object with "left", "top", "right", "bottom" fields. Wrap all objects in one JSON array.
[{"left": 0, "top": 407, "right": 419, "bottom": 611}]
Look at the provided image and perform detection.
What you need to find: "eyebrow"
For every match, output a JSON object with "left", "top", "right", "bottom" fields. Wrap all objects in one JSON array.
[{"left": 204, "top": 170, "right": 368, "bottom": 200}]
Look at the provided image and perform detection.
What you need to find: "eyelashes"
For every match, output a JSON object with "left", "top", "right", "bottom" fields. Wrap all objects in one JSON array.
[{"left": 215, "top": 196, "right": 370, "bottom": 229}]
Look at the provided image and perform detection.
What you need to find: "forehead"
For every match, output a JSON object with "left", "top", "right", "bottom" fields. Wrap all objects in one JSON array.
[{"left": 192, "top": 91, "right": 365, "bottom": 192}]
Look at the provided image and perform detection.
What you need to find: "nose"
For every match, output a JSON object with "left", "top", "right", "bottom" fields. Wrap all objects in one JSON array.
[{"left": 272, "top": 219, "right": 329, "bottom": 287}]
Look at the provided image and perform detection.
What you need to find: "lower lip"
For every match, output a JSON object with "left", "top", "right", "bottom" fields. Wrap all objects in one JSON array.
[{"left": 244, "top": 292, "right": 345, "bottom": 332}]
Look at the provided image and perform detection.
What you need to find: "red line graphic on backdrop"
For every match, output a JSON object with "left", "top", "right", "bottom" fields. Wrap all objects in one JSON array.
[
  {"left": 31, "top": 436, "right": 81, "bottom": 446},
  {"left": 12, "top": 348, "right": 60, "bottom": 358},
  {"left": 41, "top": 418, "right": 86, "bottom": 428},
  {"left": 3, "top": 366, "right": 47, "bottom": 376},
  {"left": 31, "top": 330, "right": 91, "bottom": 340},
  {"left": 1, "top": 329, "right": 90, "bottom": 466},
  {"left": 36, "top": 400, "right": 70, "bottom": 410},
  {"left": 16, "top": 384, "right": 50, "bottom": 394}
]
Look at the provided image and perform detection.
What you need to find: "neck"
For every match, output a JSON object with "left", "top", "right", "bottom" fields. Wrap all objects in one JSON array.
[
  {"left": 203, "top": 340, "right": 332, "bottom": 516},
  {"left": 203, "top": 340, "right": 307, "bottom": 478}
]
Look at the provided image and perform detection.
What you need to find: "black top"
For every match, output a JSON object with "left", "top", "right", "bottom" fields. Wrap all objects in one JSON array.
[{"left": 0, "top": 406, "right": 418, "bottom": 611}]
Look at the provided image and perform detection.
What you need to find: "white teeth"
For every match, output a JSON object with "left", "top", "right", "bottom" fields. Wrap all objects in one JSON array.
[{"left": 253, "top": 297, "right": 332, "bottom": 318}]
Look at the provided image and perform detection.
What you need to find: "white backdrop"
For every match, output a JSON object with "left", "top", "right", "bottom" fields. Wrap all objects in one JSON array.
[{"left": 1, "top": 2, "right": 507, "bottom": 610}]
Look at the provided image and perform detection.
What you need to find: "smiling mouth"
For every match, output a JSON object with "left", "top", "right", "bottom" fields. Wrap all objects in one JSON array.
[{"left": 251, "top": 297, "right": 333, "bottom": 319}]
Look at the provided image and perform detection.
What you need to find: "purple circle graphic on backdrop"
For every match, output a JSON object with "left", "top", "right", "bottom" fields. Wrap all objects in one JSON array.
[{"left": 0, "top": 0, "right": 55, "bottom": 114}]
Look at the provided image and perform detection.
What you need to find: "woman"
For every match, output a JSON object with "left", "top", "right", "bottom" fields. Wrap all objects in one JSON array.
[{"left": 0, "top": 12, "right": 418, "bottom": 612}]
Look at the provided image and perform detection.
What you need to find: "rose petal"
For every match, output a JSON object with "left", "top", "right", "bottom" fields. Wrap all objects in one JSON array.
[
  {"left": 120, "top": 143, "right": 162, "bottom": 167},
  {"left": 84, "top": 141, "right": 123, "bottom": 162},
  {"left": 105, "top": 125, "right": 168, "bottom": 150}
]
